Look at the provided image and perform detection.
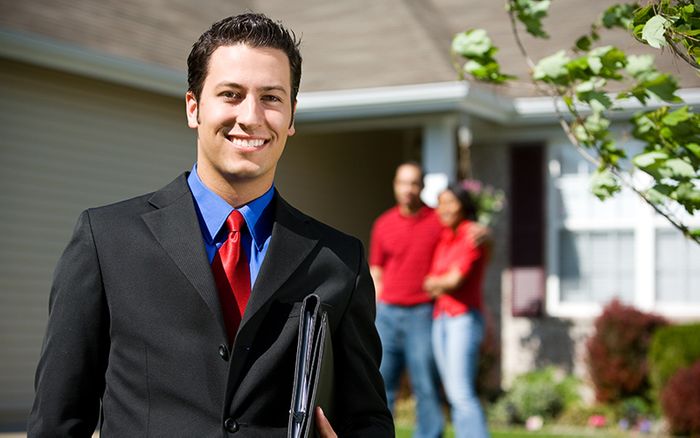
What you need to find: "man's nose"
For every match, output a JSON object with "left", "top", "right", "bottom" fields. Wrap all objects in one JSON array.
[{"left": 236, "top": 96, "right": 263, "bottom": 127}]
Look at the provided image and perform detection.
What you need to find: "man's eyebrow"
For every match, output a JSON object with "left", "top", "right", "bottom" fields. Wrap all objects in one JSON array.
[
  {"left": 215, "top": 82, "right": 288, "bottom": 93},
  {"left": 259, "top": 85, "right": 288, "bottom": 93}
]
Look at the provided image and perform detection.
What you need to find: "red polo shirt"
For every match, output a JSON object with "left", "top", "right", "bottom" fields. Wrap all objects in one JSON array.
[
  {"left": 430, "top": 220, "right": 486, "bottom": 317},
  {"left": 369, "top": 206, "right": 443, "bottom": 306}
]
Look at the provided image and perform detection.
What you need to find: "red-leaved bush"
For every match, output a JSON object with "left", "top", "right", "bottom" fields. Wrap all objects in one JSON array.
[
  {"left": 661, "top": 360, "right": 700, "bottom": 436},
  {"left": 586, "top": 299, "right": 667, "bottom": 403}
]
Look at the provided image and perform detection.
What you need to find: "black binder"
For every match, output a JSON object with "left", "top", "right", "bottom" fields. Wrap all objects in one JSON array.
[{"left": 288, "top": 294, "right": 334, "bottom": 438}]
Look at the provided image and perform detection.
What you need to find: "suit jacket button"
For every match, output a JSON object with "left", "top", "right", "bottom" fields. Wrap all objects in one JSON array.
[
  {"left": 224, "top": 417, "right": 239, "bottom": 433},
  {"left": 218, "top": 344, "right": 230, "bottom": 361}
]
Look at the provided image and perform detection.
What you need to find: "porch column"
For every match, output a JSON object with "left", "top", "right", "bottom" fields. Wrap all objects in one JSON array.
[{"left": 421, "top": 116, "right": 458, "bottom": 207}]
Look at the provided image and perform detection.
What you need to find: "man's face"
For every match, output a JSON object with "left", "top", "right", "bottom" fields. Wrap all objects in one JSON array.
[
  {"left": 393, "top": 164, "right": 423, "bottom": 210},
  {"left": 186, "top": 44, "right": 296, "bottom": 192}
]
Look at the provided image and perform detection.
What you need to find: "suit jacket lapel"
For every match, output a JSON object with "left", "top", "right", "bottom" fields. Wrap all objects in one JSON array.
[
  {"left": 240, "top": 193, "right": 319, "bottom": 328},
  {"left": 141, "top": 173, "right": 226, "bottom": 336}
]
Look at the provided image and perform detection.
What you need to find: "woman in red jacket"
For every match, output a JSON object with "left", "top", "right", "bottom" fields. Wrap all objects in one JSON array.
[{"left": 423, "top": 183, "right": 490, "bottom": 438}]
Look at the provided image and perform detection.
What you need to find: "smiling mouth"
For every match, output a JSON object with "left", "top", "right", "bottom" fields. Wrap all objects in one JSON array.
[{"left": 227, "top": 136, "right": 269, "bottom": 149}]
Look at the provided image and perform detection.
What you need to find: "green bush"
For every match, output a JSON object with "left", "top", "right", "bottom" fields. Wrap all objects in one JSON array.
[
  {"left": 488, "top": 367, "right": 582, "bottom": 425},
  {"left": 648, "top": 323, "right": 700, "bottom": 401}
]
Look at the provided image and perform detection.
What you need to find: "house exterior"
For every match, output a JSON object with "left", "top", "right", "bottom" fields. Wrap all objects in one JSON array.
[{"left": 0, "top": 0, "right": 698, "bottom": 427}]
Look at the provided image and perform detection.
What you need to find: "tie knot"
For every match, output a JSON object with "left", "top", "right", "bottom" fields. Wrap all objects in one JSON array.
[{"left": 226, "top": 210, "right": 246, "bottom": 233}]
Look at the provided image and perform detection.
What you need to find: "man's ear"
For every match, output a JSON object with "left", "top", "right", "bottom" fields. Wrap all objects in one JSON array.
[
  {"left": 185, "top": 91, "right": 199, "bottom": 128},
  {"left": 288, "top": 100, "right": 297, "bottom": 136}
]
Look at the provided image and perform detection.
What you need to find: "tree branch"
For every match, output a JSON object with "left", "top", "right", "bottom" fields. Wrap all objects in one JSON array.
[{"left": 505, "top": 0, "right": 700, "bottom": 244}]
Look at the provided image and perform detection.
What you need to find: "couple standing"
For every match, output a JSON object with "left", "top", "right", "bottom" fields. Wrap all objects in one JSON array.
[{"left": 370, "top": 162, "right": 491, "bottom": 438}]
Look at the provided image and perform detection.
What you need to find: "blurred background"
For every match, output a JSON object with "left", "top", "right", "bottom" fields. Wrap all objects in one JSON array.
[{"left": 1, "top": 0, "right": 698, "bottom": 433}]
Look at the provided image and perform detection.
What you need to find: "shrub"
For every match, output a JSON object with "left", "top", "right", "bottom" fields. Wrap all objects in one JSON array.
[
  {"left": 661, "top": 360, "right": 700, "bottom": 436},
  {"left": 489, "top": 367, "right": 581, "bottom": 425},
  {"left": 476, "top": 306, "right": 501, "bottom": 401},
  {"left": 648, "top": 323, "right": 700, "bottom": 401},
  {"left": 585, "top": 299, "right": 667, "bottom": 403}
]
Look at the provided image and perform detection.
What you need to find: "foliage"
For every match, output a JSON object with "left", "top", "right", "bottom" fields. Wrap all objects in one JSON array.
[
  {"left": 660, "top": 360, "right": 700, "bottom": 435},
  {"left": 585, "top": 299, "right": 668, "bottom": 403},
  {"left": 632, "top": 0, "right": 700, "bottom": 67},
  {"left": 648, "top": 322, "right": 700, "bottom": 400},
  {"left": 489, "top": 367, "right": 582, "bottom": 425},
  {"left": 476, "top": 306, "right": 503, "bottom": 401},
  {"left": 451, "top": 0, "right": 700, "bottom": 243},
  {"left": 460, "top": 179, "right": 507, "bottom": 226},
  {"left": 556, "top": 402, "right": 617, "bottom": 427}
]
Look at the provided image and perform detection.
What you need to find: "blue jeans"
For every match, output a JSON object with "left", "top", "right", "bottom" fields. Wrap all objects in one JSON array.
[
  {"left": 376, "top": 303, "right": 444, "bottom": 438},
  {"left": 432, "top": 311, "right": 489, "bottom": 438}
]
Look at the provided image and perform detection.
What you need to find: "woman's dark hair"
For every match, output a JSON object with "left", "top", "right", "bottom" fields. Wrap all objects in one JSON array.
[
  {"left": 187, "top": 13, "right": 302, "bottom": 106},
  {"left": 444, "top": 183, "right": 478, "bottom": 222}
]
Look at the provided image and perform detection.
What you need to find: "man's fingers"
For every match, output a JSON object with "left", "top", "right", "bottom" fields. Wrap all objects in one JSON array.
[{"left": 315, "top": 407, "right": 337, "bottom": 438}]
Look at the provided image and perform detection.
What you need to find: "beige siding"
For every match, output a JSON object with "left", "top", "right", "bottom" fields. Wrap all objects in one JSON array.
[{"left": 0, "top": 58, "right": 195, "bottom": 422}]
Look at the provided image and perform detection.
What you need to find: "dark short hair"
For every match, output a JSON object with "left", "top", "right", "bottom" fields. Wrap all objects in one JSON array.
[
  {"left": 444, "top": 183, "right": 478, "bottom": 221},
  {"left": 395, "top": 161, "right": 425, "bottom": 185},
  {"left": 187, "top": 13, "right": 302, "bottom": 105}
]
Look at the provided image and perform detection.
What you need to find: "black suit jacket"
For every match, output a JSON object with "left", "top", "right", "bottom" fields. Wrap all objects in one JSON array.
[{"left": 28, "top": 173, "right": 394, "bottom": 437}]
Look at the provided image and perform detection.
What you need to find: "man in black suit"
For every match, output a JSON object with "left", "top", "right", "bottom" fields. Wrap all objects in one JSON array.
[{"left": 28, "top": 13, "right": 394, "bottom": 437}]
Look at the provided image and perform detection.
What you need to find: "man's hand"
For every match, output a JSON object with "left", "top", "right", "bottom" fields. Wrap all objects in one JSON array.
[
  {"left": 315, "top": 407, "right": 337, "bottom": 438},
  {"left": 468, "top": 223, "right": 492, "bottom": 247}
]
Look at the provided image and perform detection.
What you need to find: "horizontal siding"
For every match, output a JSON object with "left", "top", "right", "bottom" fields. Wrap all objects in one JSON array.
[{"left": 0, "top": 58, "right": 194, "bottom": 422}]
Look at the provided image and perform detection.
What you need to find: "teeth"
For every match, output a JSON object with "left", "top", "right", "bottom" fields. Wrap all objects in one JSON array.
[{"left": 230, "top": 137, "right": 266, "bottom": 148}]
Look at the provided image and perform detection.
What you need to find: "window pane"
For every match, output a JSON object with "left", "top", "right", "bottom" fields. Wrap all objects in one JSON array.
[
  {"left": 656, "top": 230, "right": 700, "bottom": 303},
  {"left": 559, "top": 230, "right": 635, "bottom": 303}
]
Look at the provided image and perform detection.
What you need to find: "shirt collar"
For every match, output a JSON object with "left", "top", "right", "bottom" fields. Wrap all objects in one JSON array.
[{"left": 187, "top": 164, "right": 275, "bottom": 250}]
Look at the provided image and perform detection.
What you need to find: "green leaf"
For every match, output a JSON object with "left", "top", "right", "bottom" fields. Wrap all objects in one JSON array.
[
  {"left": 645, "top": 73, "right": 682, "bottom": 103},
  {"left": 625, "top": 54, "right": 655, "bottom": 78},
  {"left": 634, "top": 151, "right": 669, "bottom": 167},
  {"left": 646, "top": 187, "right": 667, "bottom": 204},
  {"left": 652, "top": 183, "right": 675, "bottom": 196},
  {"left": 584, "top": 112, "right": 611, "bottom": 133},
  {"left": 508, "top": 0, "right": 551, "bottom": 38},
  {"left": 452, "top": 29, "right": 492, "bottom": 57},
  {"left": 674, "top": 182, "right": 700, "bottom": 213},
  {"left": 662, "top": 106, "right": 691, "bottom": 126},
  {"left": 591, "top": 168, "right": 621, "bottom": 200},
  {"left": 665, "top": 158, "right": 697, "bottom": 178},
  {"left": 601, "top": 3, "right": 636, "bottom": 29},
  {"left": 533, "top": 50, "right": 571, "bottom": 81},
  {"left": 578, "top": 91, "right": 613, "bottom": 112},
  {"left": 641, "top": 15, "right": 671, "bottom": 48},
  {"left": 576, "top": 36, "right": 592, "bottom": 52},
  {"left": 686, "top": 143, "right": 700, "bottom": 159}
]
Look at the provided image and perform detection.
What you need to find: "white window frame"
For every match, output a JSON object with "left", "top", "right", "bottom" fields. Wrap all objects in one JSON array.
[{"left": 545, "top": 141, "right": 700, "bottom": 319}]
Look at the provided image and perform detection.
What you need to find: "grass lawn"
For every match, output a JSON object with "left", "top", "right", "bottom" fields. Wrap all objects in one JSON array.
[{"left": 395, "top": 425, "right": 626, "bottom": 438}]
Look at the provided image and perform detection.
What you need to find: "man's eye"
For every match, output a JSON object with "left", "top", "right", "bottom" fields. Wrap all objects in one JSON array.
[
  {"left": 222, "top": 91, "right": 241, "bottom": 100},
  {"left": 263, "top": 95, "right": 282, "bottom": 102}
]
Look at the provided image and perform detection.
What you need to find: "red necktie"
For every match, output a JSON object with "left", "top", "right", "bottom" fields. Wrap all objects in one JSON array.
[{"left": 212, "top": 210, "right": 251, "bottom": 345}]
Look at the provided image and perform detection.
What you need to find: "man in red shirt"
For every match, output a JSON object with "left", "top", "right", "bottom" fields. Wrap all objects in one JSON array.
[{"left": 369, "top": 162, "right": 445, "bottom": 438}]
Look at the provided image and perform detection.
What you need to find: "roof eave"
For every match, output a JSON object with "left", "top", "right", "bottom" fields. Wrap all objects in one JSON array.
[
  {"left": 0, "top": 27, "right": 185, "bottom": 97},
  {"left": 295, "top": 81, "right": 516, "bottom": 123}
]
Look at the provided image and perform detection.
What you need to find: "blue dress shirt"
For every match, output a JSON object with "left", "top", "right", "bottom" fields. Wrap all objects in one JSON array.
[{"left": 187, "top": 164, "right": 274, "bottom": 287}]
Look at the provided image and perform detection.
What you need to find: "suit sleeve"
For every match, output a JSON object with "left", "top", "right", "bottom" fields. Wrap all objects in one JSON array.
[
  {"left": 333, "top": 239, "right": 395, "bottom": 437},
  {"left": 28, "top": 210, "right": 110, "bottom": 437}
]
